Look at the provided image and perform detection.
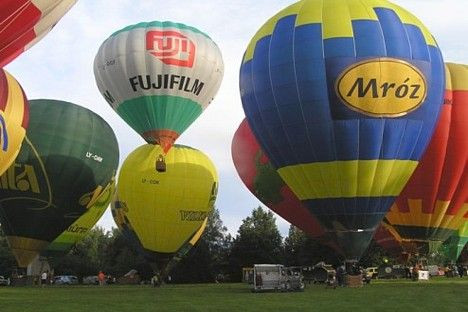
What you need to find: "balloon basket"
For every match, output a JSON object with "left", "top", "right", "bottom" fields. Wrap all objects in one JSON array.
[{"left": 156, "top": 154, "right": 166, "bottom": 172}]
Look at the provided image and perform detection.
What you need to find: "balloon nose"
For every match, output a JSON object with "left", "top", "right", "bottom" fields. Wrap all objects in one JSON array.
[{"left": 156, "top": 154, "right": 166, "bottom": 172}]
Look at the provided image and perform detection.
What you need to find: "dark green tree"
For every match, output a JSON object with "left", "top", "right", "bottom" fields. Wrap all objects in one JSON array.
[
  {"left": 358, "top": 240, "right": 395, "bottom": 268},
  {"left": 53, "top": 226, "right": 113, "bottom": 278},
  {"left": 228, "top": 206, "right": 284, "bottom": 281},
  {"left": 284, "top": 225, "right": 341, "bottom": 267},
  {"left": 103, "top": 228, "right": 153, "bottom": 280}
]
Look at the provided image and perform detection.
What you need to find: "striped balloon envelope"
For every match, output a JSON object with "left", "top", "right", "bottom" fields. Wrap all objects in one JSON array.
[
  {"left": 385, "top": 63, "right": 468, "bottom": 256},
  {"left": 0, "top": 0, "right": 77, "bottom": 67},
  {"left": 0, "top": 68, "right": 28, "bottom": 176},
  {"left": 240, "top": 0, "right": 445, "bottom": 261},
  {"left": 94, "top": 21, "right": 224, "bottom": 154},
  {"left": 232, "top": 118, "right": 327, "bottom": 241}
]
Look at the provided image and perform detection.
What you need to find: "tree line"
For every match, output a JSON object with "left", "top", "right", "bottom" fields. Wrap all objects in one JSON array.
[{"left": 0, "top": 206, "right": 394, "bottom": 282}]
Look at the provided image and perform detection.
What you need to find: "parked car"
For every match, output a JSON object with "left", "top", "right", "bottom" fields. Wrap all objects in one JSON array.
[
  {"left": 0, "top": 276, "right": 10, "bottom": 286},
  {"left": 54, "top": 275, "right": 79, "bottom": 285},
  {"left": 82, "top": 275, "right": 99, "bottom": 285}
]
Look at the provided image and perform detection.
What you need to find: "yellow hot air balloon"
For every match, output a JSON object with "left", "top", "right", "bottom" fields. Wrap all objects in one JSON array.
[
  {"left": 0, "top": 68, "right": 28, "bottom": 176},
  {"left": 111, "top": 144, "right": 217, "bottom": 274}
]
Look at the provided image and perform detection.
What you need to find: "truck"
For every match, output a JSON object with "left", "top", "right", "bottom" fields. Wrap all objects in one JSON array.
[{"left": 252, "top": 264, "right": 304, "bottom": 292}]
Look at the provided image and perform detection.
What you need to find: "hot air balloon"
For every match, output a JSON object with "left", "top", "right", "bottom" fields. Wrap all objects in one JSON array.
[
  {"left": 232, "top": 118, "right": 326, "bottom": 241},
  {"left": 0, "top": 0, "right": 77, "bottom": 67},
  {"left": 94, "top": 21, "right": 224, "bottom": 171},
  {"left": 240, "top": 0, "right": 445, "bottom": 264},
  {"left": 41, "top": 179, "right": 116, "bottom": 258},
  {"left": 0, "top": 68, "right": 28, "bottom": 176},
  {"left": 384, "top": 63, "right": 467, "bottom": 256},
  {"left": 111, "top": 144, "right": 217, "bottom": 277},
  {"left": 0, "top": 99, "right": 119, "bottom": 267}
]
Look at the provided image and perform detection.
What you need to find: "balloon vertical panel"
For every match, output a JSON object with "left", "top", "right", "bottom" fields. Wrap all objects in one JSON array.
[
  {"left": 0, "top": 0, "right": 77, "bottom": 67},
  {"left": 0, "top": 69, "right": 29, "bottom": 176},
  {"left": 240, "top": 0, "right": 445, "bottom": 260}
]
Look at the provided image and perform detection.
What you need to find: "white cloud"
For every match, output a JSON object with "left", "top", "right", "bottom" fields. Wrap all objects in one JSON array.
[{"left": 5, "top": 0, "right": 467, "bottom": 237}]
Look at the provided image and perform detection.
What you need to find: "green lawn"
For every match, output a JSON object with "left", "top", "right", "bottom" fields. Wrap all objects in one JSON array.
[{"left": 0, "top": 278, "right": 466, "bottom": 312}]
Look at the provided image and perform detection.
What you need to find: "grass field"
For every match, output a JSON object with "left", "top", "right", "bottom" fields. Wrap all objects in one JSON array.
[{"left": 0, "top": 278, "right": 467, "bottom": 312}]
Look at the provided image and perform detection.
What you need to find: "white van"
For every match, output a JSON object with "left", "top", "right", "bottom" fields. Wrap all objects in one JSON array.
[{"left": 252, "top": 264, "right": 304, "bottom": 292}]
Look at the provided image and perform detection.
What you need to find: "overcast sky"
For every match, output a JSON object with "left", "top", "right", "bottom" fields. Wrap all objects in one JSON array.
[{"left": 5, "top": 0, "right": 468, "bottom": 237}]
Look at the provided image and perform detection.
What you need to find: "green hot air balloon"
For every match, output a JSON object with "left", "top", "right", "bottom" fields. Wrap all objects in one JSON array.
[
  {"left": 41, "top": 179, "right": 116, "bottom": 258},
  {"left": 0, "top": 99, "right": 119, "bottom": 267}
]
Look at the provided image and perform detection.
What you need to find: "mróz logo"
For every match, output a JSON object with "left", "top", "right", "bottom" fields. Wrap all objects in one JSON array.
[
  {"left": 336, "top": 58, "right": 427, "bottom": 117},
  {"left": 146, "top": 30, "right": 196, "bottom": 68}
]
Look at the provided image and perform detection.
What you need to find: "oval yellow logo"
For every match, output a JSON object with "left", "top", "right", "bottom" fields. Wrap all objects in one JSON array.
[{"left": 336, "top": 58, "right": 427, "bottom": 117}]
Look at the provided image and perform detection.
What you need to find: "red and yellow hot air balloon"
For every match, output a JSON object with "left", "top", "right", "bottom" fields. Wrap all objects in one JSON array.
[
  {"left": 384, "top": 63, "right": 468, "bottom": 256},
  {"left": 0, "top": 0, "right": 77, "bottom": 67},
  {"left": 0, "top": 68, "right": 28, "bottom": 176}
]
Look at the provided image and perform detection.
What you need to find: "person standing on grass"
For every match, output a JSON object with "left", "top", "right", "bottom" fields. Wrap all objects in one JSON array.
[
  {"left": 98, "top": 271, "right": 105, "bottom": 286},
  {"left": 41, "top": 271, "right": 48, "bottom": 287}
]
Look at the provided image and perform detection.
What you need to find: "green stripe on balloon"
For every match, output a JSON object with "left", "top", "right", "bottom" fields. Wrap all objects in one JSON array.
[
  {"left": 117, "top": 95, "right": 202, "bottom": 136},
  {"left": 110, "top": 21, "right": 211, "bottom": 39}
]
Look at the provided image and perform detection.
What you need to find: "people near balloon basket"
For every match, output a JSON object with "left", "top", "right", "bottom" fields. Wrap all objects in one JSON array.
[
  {"left": 151, "top": 275, "right": 161, "bottom": 287},
  {"left": 98, "top": 271, "right": 106, "bottom": 286},
  {"left": 412, "top": 265, "right": 419, "bottom": 281},
  {"left": 41, "top": 271, "right": 48, "bottom": 287},
  {"left": 336, "top": 265, "right": 345, "bottom": 286},
  {"left": 457, "top": 265, "right": 465, "bottom": 278},
  {"left": 404, "top": 266, "right": 411, "bottom": 279}
]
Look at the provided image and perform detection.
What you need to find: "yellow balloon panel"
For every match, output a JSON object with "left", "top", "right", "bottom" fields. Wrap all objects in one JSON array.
[
  {"left": 45, "top": 179, "right": 116, "bottom": 254},
  {"left": 114, "top": 144, "right": 217, "bottom": 254},
  {"left": 0, "top": 69, "right": 28, "bottom": 176}
]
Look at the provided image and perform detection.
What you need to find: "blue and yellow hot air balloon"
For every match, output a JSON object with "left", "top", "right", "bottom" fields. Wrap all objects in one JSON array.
[{"left": 240, "top": 0, "right": 445, "bottom": 262}]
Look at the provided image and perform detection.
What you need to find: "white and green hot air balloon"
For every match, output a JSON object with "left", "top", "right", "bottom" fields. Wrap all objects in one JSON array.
[{"left": 94, "top": 21, "right": 224, "bottom": 163}]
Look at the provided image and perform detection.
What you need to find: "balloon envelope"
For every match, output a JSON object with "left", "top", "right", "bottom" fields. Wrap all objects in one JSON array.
[
  {"left": 42, "top": 180, "right": 116, "bottom": 258},
  {"left": 0, "top": 68, "right": 29, "bottom": 176},
  {"left": 385, "top": 63, "right": 467, "bottom": 255},
  {"left": 94, "top": 21, "right": 224, "bottom": 152},
  {"left": 440, "top": 223, "right": 467, "bottom": 262},
  {"left": 0, "top": 99, "right": 119, "bottom": 267},
  {"left": 112, "top": 144, "right": 217, "bottom": 272},
  {"left": 232, "top": 118, "right": 326, "bottom": 240},
  {"left": 0, "top": 0, "right": 77, "bottom": 67},
  {"left": 240, "top": 0, "right": 445, "bottom": 261}
]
